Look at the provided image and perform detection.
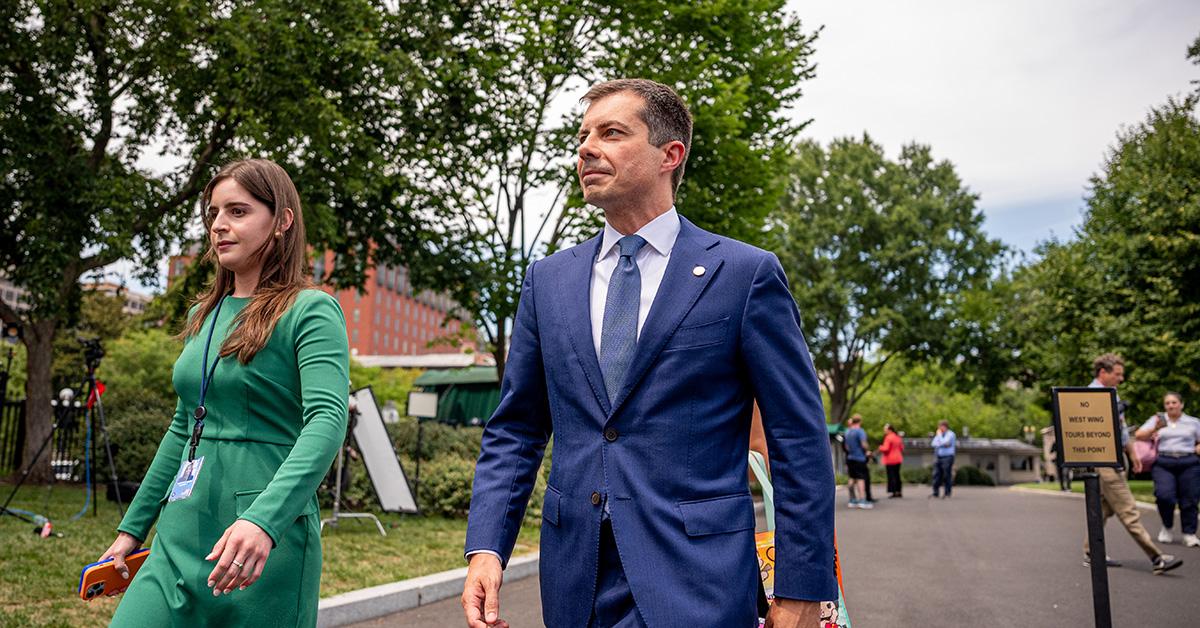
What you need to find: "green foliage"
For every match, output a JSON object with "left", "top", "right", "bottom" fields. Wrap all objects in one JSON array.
[
  {"left": 1006, "top": 94, "right": 1200, "bottom": 416},
  {"left": 51, "top": 292, "right": 133, "bottom": 386},
  {"left": 99, "top": 328, "right": 180, "bottom": 411},
  {"left": 852, "top": 359, "right": 1050, "bottom": 442},
  {"left": 94, "top": 328, "right": 181, "bottom": 481},
  {"left": 1, "top": 0, "right": 435, "bottom": 480},
  {"left": 349, "top": 362, "right": 421, "bottom": 411},
  {"left": 771, "top": 135, "right": 1003, "bottom": 423},
  {"left": 397, "top": 0, "right": 818, "bottom": 376},
  {"left": 902, "top": 466, "right": 932, "bottom": 485},
  {"left": 105, "top": 398, "right": 173, "bottom": 483},
  {"left": 1, "top": 342, "right": 25, "bottom": 398},
  {"left": 386, "top": 417, "right": 483, "bottom": 463},
  {"left": 954, "top": 465, "right": 996, "bottom": 487},
  {"left": 417, "top": 454, "right": 475, "bottom": 519}
]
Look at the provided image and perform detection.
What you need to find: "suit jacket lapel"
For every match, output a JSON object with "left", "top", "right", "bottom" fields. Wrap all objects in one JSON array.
[
  {"left": 559, "top": 235, "right": 611, "bottom": 415},
  {"left": 608, "top": 217, "right": 722, "bottom": 417}
]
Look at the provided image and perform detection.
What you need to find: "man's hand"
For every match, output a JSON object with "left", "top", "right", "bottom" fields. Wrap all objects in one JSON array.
[
  {"left": 462, "top": 553, "right": 508, "bottom": 628},
  {"left": 765, "top": 597, "right": 822, "bottom": 628}
]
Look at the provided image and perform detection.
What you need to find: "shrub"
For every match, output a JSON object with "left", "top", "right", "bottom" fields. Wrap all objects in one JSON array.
[
  {"left": 105, "top": 397, "right": 175, "bottom": 483},
  {"left": 954, "top": 465, "right": 995, "bottom": 486},
  {"left": 386, "top": 417, "right": 483, "bottom": 462},
  {"left": 902, "top": 466, "right": 933, "bottom": 485},
  {"left": 418, "top": 454, "right": 477, "bottom": 518}
]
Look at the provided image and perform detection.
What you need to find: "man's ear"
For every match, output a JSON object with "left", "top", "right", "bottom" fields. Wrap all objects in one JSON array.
[{"left": 660, "top": 140, "right": 686, "bottom": 173}]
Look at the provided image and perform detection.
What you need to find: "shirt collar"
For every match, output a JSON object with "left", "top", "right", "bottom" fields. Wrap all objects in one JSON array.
[{"left": 598, "top": 207, "right": 680, "bottom": 261}]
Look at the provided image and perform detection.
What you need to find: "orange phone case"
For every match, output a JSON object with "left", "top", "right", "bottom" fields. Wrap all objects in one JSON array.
[{"left": 78, "top": 548, "right": 150, "bottom": 601}]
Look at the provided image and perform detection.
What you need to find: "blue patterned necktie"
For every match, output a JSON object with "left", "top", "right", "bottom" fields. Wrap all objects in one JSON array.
[{"left": 598, "top": 234, "right": 648, "bottom": 405}]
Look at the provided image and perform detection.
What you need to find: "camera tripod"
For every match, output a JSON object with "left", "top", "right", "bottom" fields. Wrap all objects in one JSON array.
[{"left": 0, "top": 338, "right": 125, "bottom": 525}]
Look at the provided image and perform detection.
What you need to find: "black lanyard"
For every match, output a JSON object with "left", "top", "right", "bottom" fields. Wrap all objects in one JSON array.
[{"left": 190, "top": 295, "right": 228, "bottom": 461}]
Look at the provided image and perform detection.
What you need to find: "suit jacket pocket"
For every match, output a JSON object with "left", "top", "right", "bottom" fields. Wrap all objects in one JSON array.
[
  {"left": 543, "top": 484, "right": 561, "bottom": 526},
  {"left": 677, "top": 492, "right": 755, "bottom": 536},
  {"left": 663, "top": 317, "right": 730, "bottom": 352}
]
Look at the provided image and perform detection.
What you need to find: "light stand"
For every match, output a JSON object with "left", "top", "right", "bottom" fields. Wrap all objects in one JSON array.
[
  {"left": 79, "top": 338, "right": 123, "bottom": 518},
  {"left": 320, "top": 398, "right": 386, "bottom": 536}
]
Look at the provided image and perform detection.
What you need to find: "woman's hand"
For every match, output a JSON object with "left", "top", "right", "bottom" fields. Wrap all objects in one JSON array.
[
  {"left": 98, "top": 532, "right": 143, "bottom": 580},
  {"left": 206, "top": 519, "right": 273, "bottom": 595}
]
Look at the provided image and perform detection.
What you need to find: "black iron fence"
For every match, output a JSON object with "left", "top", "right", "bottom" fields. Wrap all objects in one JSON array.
[
  {"left": 0, "top": 398, "right": 88, "bottom": 479},
  {"left": 0, "top": 399, "right": 24, "bottom": 473}
]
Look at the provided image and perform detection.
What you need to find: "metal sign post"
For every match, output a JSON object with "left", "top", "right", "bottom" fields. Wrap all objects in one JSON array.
[
  {"left": 1051, "top": 386, "right": 1123, "bottom": 628},
  {"left": 407, "top": 391, "right": 439, "bottom": 510}
]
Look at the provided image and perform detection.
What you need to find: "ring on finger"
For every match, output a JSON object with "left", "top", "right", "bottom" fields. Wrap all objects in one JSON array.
[{"left": 232, "top": 560, "right": 245, "bottom": 569}]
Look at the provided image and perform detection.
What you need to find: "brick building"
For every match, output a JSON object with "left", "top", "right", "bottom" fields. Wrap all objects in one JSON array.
[{"left": 167, "top": 247, "right": 474, "bottom": 358}]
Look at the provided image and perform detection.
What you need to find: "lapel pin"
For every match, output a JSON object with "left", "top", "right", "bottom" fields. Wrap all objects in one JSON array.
[{"left": 692, "top": 265, "right": 706, "bottom": 277}]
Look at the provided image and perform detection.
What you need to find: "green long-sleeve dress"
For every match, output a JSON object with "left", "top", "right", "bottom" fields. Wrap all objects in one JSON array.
[{"left": 110, "top": 289, "right": 349, "bottom": 627}]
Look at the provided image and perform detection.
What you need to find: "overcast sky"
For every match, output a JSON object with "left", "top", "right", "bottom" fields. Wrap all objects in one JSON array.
[{"left": 786, "top": 0, "right": 1200, "bottom": 254}]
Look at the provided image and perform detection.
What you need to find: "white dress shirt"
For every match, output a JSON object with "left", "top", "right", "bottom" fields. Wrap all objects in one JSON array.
[
  {"left": 466, "top": 207, "right": 680, "bottom": 563},
  {"left": 590, "top": 207, "right": 681, "bottom": 355}
]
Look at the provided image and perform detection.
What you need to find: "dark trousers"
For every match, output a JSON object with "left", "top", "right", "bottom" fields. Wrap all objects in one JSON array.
[
  {"left": 1057, "top": 461, "right": 1072, "bottom": 491},
  {"left": 932, "top": 455, "right": 955, "bottom": 497},
  {"left": 1152, "top": 454, "right": 1200, "bottom": 534},
  {"left": 589, "top": 520, "right": 647, "bottom": 628},
  {"left": 886, "top": 463, "right": 903, "bottom": 495}
]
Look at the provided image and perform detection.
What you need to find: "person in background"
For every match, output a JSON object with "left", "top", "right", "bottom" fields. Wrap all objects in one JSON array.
[
  {"left": 844, "top": 415, "right": 873, "bottom": 509},
  {"left": 877, "top": 423, "right": 905, "bottom": 498},
  {"left": 1135, "top": 392, "right": 1200, "bottom": 548},
  {"left": 930, "top": 421, "right": 956, "bottom": 499},
  {"left": 1083, "top": 353, "right": 1182, "bottom": 575}
]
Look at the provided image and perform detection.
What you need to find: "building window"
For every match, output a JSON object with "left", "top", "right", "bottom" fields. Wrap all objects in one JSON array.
[
  {"left": 352, "top": 329, "right": 359, "bottom": 343},
  {"left": 353, "top": 309, "right": 360, "bottom": 323},
  {"left": 313, "top": 256, "right": 325, "bottom": 281},
  {"left": 393, "top": 337, "right": 399, "bottom": 351}
]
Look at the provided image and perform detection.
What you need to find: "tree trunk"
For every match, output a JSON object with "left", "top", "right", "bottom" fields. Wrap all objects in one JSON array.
[
  {"left": 825, "top": 363, "right": 852, "bottom": 425},
  {"left": 19, "top": 319, "right": 57, "bottom": 483}
]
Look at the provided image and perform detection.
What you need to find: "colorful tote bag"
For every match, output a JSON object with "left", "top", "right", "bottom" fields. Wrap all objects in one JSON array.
[{"left": 750, "top": 451, "right": 851, "bottom": 628}]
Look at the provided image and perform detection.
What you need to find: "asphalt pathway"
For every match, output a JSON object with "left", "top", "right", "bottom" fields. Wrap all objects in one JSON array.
[{"left": 351, "top": 486, "right": 1200, "bottom": 627}]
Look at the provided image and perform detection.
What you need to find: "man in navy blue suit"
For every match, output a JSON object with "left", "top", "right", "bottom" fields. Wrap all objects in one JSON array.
[{"left": 461, "top": 79, "right": 836, "bottom": 628}]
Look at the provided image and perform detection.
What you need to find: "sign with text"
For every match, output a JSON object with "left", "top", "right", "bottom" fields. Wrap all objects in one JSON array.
[{"left": 1051, "top": 387, "right": 1122, "bottom": 468}]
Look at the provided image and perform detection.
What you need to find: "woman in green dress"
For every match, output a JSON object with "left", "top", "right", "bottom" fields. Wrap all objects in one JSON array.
[{"left": 99, "top": 159, "right": 349, "bottom": 627}]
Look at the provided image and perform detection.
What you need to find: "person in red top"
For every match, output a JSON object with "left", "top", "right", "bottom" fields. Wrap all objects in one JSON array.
[{"left": 877, "top": 423, "right": 905, "bottom": 498}]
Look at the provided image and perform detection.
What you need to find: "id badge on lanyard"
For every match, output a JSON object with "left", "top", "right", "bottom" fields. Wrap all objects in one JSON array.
[{"left": 173, "top": 295, "right": 228, "bottom": 503}]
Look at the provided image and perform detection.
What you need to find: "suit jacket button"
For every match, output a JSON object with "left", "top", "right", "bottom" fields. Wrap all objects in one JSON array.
[
  {"left": 604, "top": 427, "right": 619, "bottom": 442},
  {"left": 591, "top": 491, "right": 601, "bottom": 506}
]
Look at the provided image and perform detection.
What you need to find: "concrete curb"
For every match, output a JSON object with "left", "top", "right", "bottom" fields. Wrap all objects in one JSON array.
[
  {"left": 1007, "top": 485, "right": 1157, "bottom": 512},
  {"left": 316, "top": 552, "right": 540, "bottom": 627}
]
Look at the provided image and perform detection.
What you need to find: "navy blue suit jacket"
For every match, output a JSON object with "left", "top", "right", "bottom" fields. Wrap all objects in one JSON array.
[{"left": 465, "top": 217, "right": 836, "bottom": 627}]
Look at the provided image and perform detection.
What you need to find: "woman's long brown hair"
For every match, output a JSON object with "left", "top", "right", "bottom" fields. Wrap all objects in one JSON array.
[{"left": 179, "top": 159, "right": 312, "bottom": 363}]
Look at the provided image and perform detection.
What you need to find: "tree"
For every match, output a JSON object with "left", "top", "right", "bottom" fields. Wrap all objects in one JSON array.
[
  {"left": 1009, "top": 94, "right": 1200, "bottom": 414},
  {"left": 394, "top": 0, "right": 818, "bottom": 381},
  {"left": 771, "top": 135, "right": 1003, "bottom": 424},
  {"left": 0, "top": 0, "right": 430, "bottom": 480}
]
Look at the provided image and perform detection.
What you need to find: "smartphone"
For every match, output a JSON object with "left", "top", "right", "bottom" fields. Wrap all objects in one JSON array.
[
  {"left": 1158, "top": 414, "right": 1168, "bottom": 428},
  {"left": 78, "top": 548, "right": 150, "bottom": 601}
]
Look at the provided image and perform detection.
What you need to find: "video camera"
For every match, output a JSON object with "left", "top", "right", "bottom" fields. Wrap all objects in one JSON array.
[{"left": 76, "top": 337, "right": 105, "bottom": 369}]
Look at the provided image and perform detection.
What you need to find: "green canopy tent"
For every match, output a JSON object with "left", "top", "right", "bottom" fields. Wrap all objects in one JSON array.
[{"left": 412, "top": 366, "right": 500, "bottom": 426}]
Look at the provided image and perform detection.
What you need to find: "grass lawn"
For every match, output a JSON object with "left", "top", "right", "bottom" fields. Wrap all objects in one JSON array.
[
  {"left": 0, "top": 482, "right": 539, "bottom": 627},
  {"left": 1014, "top": 479, "right": 1156, "bottom": 504}
]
